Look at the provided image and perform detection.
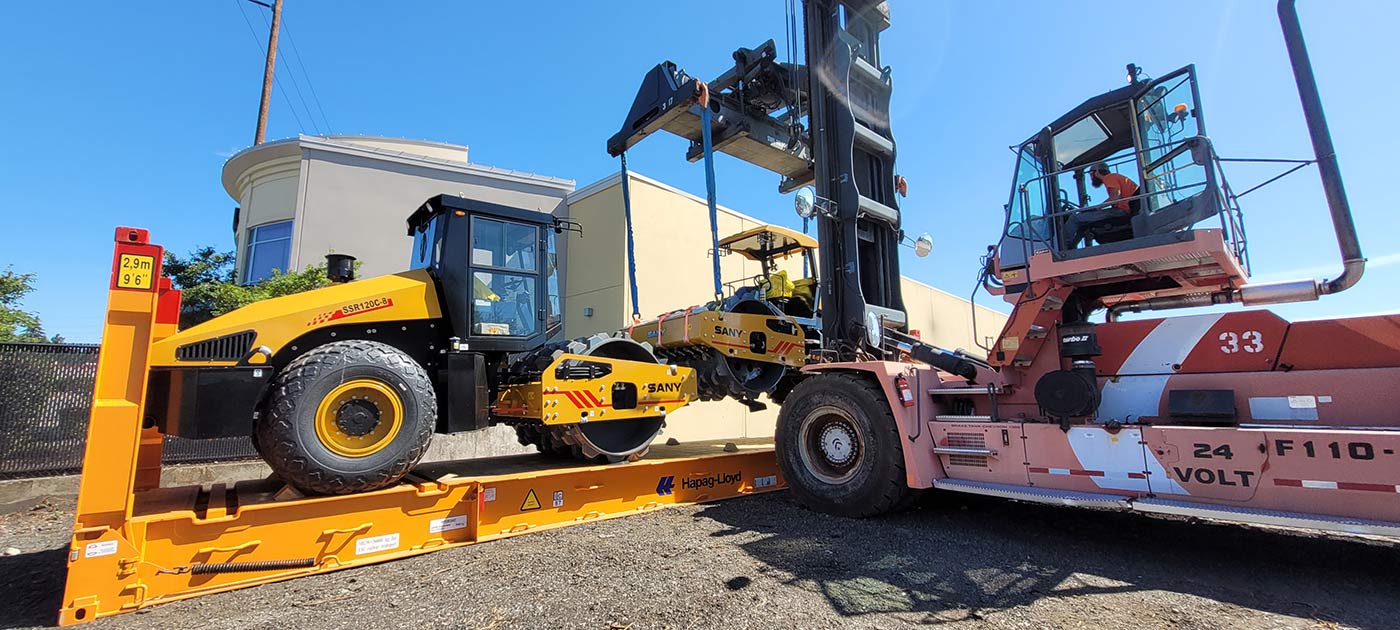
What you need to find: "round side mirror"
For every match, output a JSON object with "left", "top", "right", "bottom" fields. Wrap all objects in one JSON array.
[
  {"left": 795, "top": 186, "right": 817, "bottom": 219},
  {"left": 914, "top": 233, "right": 934, "bottom": 257}
]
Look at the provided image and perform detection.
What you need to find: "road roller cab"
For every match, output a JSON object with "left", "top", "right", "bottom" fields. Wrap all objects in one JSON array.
[
  {"left": 405, "top": 194, "right": 565, "bottom": 354},
  {"left": 622, "top": 224, "right": 816, "bottom": 411},
  {"left": 719, "top": 224, "right": 819, "bottom": 320}
]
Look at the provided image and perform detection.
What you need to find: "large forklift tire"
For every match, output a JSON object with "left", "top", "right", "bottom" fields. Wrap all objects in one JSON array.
[
  {"left": 775, "top": 372, "right": 913, "bottom": 517},
  {"left": 257, "top": 340, "right": 436, "bottom": 495}
]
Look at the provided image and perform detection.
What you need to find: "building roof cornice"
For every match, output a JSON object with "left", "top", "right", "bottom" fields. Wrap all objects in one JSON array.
[{"left": 221, "top": 135, "right": 575, "bottom": 200}]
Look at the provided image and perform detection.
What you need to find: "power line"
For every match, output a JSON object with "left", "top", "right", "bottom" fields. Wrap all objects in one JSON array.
[
  {"left": 279, "top": 18, "right": 333, "bottom": 134},
  {"left": 233, "top": 0, "right": 306, "bottom": 135},
  {"left": 253, "top": 5, "right": 322, "bottom": 135}
]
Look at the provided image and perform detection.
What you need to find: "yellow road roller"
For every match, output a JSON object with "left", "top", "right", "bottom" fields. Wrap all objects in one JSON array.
[{"left": 144, "top": 194, "right": 695, "bottom": 494}]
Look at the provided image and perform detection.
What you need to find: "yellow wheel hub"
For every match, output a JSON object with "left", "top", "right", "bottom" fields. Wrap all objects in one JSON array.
[{"left": 314, "top": 379, "right": 404, "bottom": 457}]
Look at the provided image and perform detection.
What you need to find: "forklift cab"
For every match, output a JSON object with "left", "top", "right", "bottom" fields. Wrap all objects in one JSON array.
[
  {"left": 995, "top": 65, "right": 1247, "bottom": 276},
  {"left": 407, "top": 194, "right": 563, "bottom": 354}
]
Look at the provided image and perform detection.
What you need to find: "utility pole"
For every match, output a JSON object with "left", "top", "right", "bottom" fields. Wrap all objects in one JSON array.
[{"left": 253, "top": 0, "right": 283, "bottom": 145}]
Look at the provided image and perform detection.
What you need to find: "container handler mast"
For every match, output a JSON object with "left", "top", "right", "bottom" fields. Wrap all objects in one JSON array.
[{"left": 612, "top": 0, "right": 1400, "bottom": 532}]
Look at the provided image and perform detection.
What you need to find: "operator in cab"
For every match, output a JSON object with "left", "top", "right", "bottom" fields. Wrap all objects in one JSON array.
[{"left": 1064, "top": 162, "right": 1140, "bottom": 247}]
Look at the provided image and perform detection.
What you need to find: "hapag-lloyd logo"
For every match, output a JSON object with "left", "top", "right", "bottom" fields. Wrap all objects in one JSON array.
[{"left": 681, "top": 471, "right": 742, "bottom": 491}]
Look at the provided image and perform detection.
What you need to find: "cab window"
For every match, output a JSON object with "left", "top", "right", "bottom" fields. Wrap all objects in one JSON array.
[
  {"left": 471, "top": 272, "right": 538, "bottom": 337},
  {"left": 545, "top": 230, "right": 561, "bottom": 331},
  {"left": 472, "top": 217, "right": 537, "bottom": 271},
  {"left": 1135, "top": 73, "right": 1207, "bottom": 212},
  {"left": 470, "top": 216, "right": 540, "bottom": 336},
  {"left": 1053, "top": 114, "right": 1110, "bottom": 166},
  {"left": 1005, "top": 143, "right": 1051, "bottom": 242}
]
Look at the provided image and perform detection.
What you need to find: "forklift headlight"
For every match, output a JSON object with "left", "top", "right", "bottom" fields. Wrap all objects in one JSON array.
[
  {"left": 866, "top": 310, "right": 884, "bottom": 348},
  {"left": 914, "top": 233, "right": 934, "bottom": 257}
]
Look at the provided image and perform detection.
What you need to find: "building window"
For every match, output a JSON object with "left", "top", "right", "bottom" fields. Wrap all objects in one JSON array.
[{"left": 245, "top": 220, "right": 293, "bottom": 283}]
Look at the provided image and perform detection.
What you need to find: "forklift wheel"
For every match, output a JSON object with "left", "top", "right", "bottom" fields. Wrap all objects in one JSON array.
[
  {"left": 257, "top": 340, "right": 436, "bottom": 495},
  {"left": 776, "top": 373, "right": 914, "bottom": 517}
]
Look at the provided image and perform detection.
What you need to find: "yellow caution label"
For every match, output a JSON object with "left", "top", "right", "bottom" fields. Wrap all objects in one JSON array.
[
  {"left": 520, "top": 489, "right": 541, "bottom": 511},
  {"left": 116, "top": 254, "right": 155, "bottom": 290}
]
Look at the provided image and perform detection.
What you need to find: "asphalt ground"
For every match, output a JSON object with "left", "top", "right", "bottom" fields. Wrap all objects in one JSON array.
[{"left": 3, "top": 489, "right": 1398, "bottom": 630}]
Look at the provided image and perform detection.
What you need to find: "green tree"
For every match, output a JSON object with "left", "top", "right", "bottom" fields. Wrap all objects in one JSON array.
[
  {"left": 163, "top": 248, "right": 336, "bottom": 329},
  {"left": 162, "top": 246, "right": 236, "bottom": 287},
  {"left": 0, "top": 267, "right": 62, "bottom": 343}
]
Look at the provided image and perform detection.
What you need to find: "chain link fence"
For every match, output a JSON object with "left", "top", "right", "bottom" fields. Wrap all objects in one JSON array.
[{"left": 0, "top": 342, "right": 258, "bottom": 479}]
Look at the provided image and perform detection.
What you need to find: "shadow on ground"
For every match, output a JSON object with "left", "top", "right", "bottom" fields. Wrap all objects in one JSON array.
[
  {"left": 0, "top": 547, "right": 65, "bottom": 629},
  {"left": 697, "top": 492, "right": 1400, "bottom": 628}
]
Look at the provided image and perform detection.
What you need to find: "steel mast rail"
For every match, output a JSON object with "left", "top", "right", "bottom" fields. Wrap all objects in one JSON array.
[{"left": 58, "top": 228, "right": 786, "bottom": 625}]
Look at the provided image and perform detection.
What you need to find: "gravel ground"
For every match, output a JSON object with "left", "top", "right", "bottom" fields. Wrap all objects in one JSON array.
[{"left": 3, "top": 491, "right": 1398, "bottom": 630}]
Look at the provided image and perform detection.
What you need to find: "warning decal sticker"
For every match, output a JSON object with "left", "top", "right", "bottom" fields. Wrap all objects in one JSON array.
[{"left": 520, "top": 489, "right": 541, "bottom": 511}]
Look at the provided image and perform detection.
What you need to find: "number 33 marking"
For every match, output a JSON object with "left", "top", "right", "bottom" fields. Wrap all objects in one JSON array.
[{"left": 1219, "top": 330, "right": 1263, "bottom": 354}]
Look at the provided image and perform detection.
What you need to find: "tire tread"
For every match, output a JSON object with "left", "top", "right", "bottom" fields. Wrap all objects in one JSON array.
[
  {"left": 776, "top": 372, "right": 912, "bottom": 517},
  {"left": 257, "top": 339, "right": 436, "bottom": 495}
]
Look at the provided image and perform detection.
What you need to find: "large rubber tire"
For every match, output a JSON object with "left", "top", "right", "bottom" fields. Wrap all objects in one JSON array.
[
  {"left": 258, "top": 340, "right": 436, "bottom": 495},
  {"left": 775, "top": 372, "right": 913, "bottom": 517}
]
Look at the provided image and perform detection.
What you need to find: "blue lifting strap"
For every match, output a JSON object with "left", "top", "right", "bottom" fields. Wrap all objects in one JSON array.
[
  {"left": 700, "top": 90, "right": 723, "bottom": 303},
  {"left": 619, "top": 152, "right": 642, "bottom": 323}
]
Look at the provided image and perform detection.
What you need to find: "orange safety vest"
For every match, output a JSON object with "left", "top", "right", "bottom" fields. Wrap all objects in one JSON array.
[{"left": 1101, "top": 172, "right": 1139, "bottom": 213}]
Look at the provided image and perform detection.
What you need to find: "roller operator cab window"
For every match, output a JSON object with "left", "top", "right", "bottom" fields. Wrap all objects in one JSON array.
[
  {"left": 471, "top": 272, "right": 537, "bottom": 336},
  {"left": 545, "top": 230, "right": 561, "bottom": 331},
  {"left": 245, "top": 220, "right": 293, "bottom": 284},
  {"left": 410, "top": 214, "right": 442, "bottom": 270},
  {"left": 472, "top": 217, "right": 537, "bottom": 271},
  {"left": 470, "top": 216, "right": 540, "bottom": 337}
]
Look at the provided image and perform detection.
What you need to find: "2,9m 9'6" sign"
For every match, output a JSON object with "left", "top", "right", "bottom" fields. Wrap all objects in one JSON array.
[{"left": 116, "top": 254, "right": 155, "bottom": 290}]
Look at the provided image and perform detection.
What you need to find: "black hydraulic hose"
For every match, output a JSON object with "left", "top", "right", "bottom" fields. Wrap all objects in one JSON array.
[{"left": 1278, "top": 0, "right": 1365, "bottom": 295}]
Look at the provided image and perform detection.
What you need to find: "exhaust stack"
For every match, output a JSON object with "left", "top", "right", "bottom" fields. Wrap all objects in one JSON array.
[
  {"left": 326, "top": 253, "right": 356, "bottom": 284},
  {"left": 1240, "top": 0, "right": 1365, "bottom": 306}
]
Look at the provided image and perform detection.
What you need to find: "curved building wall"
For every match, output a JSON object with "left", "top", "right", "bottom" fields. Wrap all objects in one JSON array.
[{"left": 223, "top": 135, "right": 573, "bottom": 283}]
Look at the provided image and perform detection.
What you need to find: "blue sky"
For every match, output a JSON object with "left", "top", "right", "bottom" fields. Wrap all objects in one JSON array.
[{"left": 2, "top": 1, "right": 1395, "bottom": 342}]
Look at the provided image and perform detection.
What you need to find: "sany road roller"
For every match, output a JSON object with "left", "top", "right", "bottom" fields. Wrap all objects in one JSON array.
[{"left": 144, "top": 194, "right": 695, "bottom": 494}]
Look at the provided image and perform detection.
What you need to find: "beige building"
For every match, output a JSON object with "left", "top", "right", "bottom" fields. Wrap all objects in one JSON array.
[
  {"left": 221, "top": 135, "right": 1007, "bottom": 445},
  {"left": 222, "top": 135, "right": 573, "bottom": 283}
]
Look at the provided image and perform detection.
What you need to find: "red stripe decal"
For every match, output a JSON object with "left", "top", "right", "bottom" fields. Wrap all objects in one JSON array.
[
  {"left": 1128, "top": 472, "right": 1147, "bottom": 479},
  {"left": 1274, "top": 478, "right": 1303, "bottom": 487},
  {"left": 1029, "top": 467, "right": 1049, "bottom": 474},
  {"left": 563, "top": 391, "right": 588, "bottom": 408},
  {"left": 584, "top": 391, "right": 605, "bottom": 407},
  {"left": 1336, "top": 481, "right": 1396, "bottom": 493},
  {"left": 1070, "top": 470, "right": 1104, "bottom": 477},
  {"left": 714, "top": 341, "right": 749, "bottom": 349}
]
